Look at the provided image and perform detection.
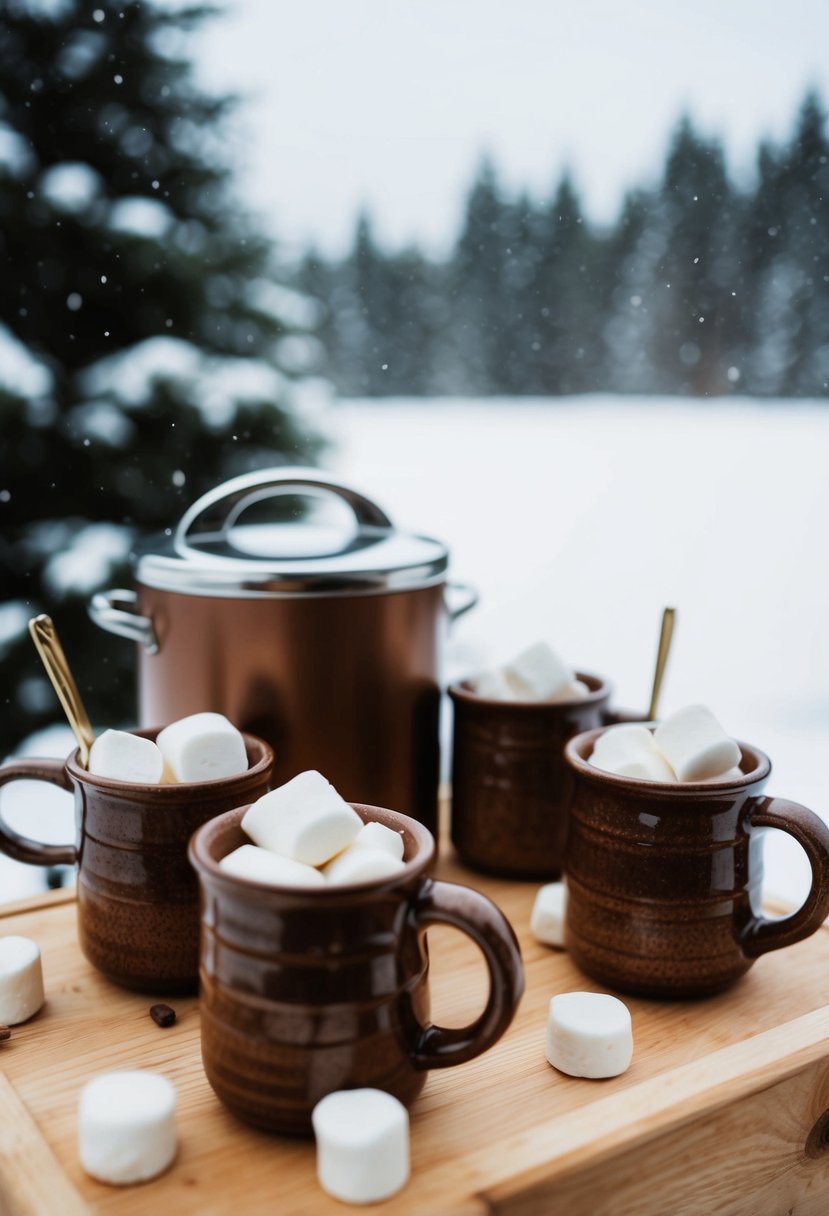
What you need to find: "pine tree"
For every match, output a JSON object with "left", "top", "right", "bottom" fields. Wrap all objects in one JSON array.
[
  {"left": 647, "top": 116, "right": 739, "bottom": 395},
  {"left": 600, "top": 189, "right": 660, "bottom": 393},
  {"left": 522, "top": 172, "right": 599, "bottom": 394},
  {"left": 743, "top": 97, "right": 826, "bottom": 398},
  {"left": 0, "top": 0, "right": 321, "bottom": 754},
  {"left": 449, "top": 157, "right": 511, "bottom": 393}
]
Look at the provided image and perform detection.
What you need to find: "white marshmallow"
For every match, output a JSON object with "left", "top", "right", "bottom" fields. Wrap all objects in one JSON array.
[
  {"left": 0, "top": 936, "right": 44, "bottom": 1025},
  {"left": 78, "top": 1071, "right": 177, "bottom": 1185},
  {"left": 590, "top": 724, "right": 677, "bottom": 782},
  {"left": 530, "top": 883, "right": 567, "bottom": 948},
  {"left": 156, "top": 712, "right": 247, "bottom": 783},
  {"left": 312, "top": 1088, "right": 409, "bottom": 1204},
  {"left": 503, "top": 641, "right": 573, "bottom": 701},
  {"left": 242, "top": 770, "right": 362, "bottom": 867},
  {"left": 88, "top": 730, "right": 164, "bottom": 785},
  {"left": 596, "top": 753, "right": 677, "bottom": 781},
  {"left": 550, "top": 678, "right": 590, "bottom": 701},
  {"left": 546, "top": 992, "right": 633, "bottom": 1079},
  {"left": 654, "top": 705, "right": 741, "bottom": 782},
  {"left": 472, "top": 668, "right": 519, "bottom": 700},
  {"left": 325, "top": 847, "right": 406, "bottom": 886},
  {"left": 591, "top": 724, "right": 654, "bottom": 764},
  {"left": 219, "top": 844, "right": 326, "bottom": 888},
  {"left": 350, "top": 821, "right": 405, "bottom": 861},
  {"left": 699, "top": 766, "right": 744, "bottom": 784}
]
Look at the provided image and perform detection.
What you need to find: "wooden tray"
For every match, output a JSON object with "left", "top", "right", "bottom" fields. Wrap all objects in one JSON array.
[{"left": 3, "top": 852, "right": 829, "bottom": 1216}]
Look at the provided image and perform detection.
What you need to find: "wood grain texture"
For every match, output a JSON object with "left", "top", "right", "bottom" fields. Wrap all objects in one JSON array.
[
  {"left": 0, "top": 1072, "right": 88, "bottom": 1216},
  {"left": 2, "top": 844, "right": 829, "bottom": 1214}
]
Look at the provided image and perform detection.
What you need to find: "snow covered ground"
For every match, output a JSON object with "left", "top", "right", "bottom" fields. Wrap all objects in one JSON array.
[{"left": 3, "top": 396, "right": 828, "bottom": 910}]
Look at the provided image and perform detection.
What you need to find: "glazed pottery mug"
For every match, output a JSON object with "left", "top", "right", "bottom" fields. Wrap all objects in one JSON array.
[
  {"left": 563, "top": 727, "right": 829, "bottom": 998},
  {"left": 190, "top": 803, "right": 525, "bottom": 1135},
  {"left": 450, "top": 672, "right": 638, "bottom": 879},
  {"left": 0, "top": 729, "right": 273, "bottom": 992}
]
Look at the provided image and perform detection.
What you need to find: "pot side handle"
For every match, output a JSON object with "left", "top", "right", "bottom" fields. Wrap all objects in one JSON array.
[
  {"left": 445, "top": 582, "right": 479, "bottom": 623},
  {"left": 174, "top": 467, "right": 393, "bottom": 555},
  {"left": 88, "top": 589, "right": 158, "bottom": 654}
]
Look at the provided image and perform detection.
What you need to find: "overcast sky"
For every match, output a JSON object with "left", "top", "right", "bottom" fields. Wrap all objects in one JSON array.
[{"left": 197, "top": 0, "right": 829, "bottom": 258}]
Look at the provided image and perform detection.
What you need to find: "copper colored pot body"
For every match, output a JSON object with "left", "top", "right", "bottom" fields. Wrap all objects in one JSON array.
[
  {"left": 564, "top": 729, "right": 829, "bottom": 998},
  {"left": 0, "top": 730, "right": 273, "bottom": 993},
  {"left": 137, "top": 583, "right": 444, "bottom": 835},
  {"left": 449, "top": 673, "right": 611, "bottom": 879},
  {"left": 190, "top": 803, "right": 524, "bottom": 1136}
]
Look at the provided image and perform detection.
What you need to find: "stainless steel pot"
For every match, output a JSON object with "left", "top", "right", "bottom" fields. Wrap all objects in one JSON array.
[{"left": 89, "top": 469, "right": 476, "bottom": 835}]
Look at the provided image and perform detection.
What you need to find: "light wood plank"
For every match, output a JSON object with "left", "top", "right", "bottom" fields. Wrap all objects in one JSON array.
[{"left": 0, "top": 1072, "right": 88, "bottom": 1216}]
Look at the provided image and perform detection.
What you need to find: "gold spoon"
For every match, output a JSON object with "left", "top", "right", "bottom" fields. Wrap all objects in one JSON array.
[
  {"left": 28, "top": 615, "right": 95, "bottom": 768},
  {"left": 647, "top": 607, "right": 676, "bottom": 723}
]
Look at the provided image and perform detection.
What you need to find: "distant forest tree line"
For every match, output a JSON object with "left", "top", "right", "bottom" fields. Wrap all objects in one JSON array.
[{"left": 295, "top": 91, "right": 829, "bottom": 398}]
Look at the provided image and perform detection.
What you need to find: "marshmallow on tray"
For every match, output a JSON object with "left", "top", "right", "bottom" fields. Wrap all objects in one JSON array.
[
  {"left": 324, "top": 847, "right": 406, "bottom": 886},
  {"left": 530, "top": 883, "right": 567, "bottom": 948},
  {"left": 312, "top": 1088, "right": 410, "bottom": 1204},
  {"left": 0, "top": 936, "right": 45, "bottom": 1025},
  {"left": 546, "top": 992, "right": 633, "bottom": 1079},
  {"left": 242, "top": 770, "right": 362, "bottom": 866},
  {"left": 220, "top": 844, "right": 326, "bottom": 888},
  {"left": 654, "top": 705, "right": 741, "bottom": 782},
  {"left": 156, "top": 712, "right": 248, "bottom": 783},
  {"left": 89, "top": 730, "right": 164, "bottom": 785},
  {"left": 78, "top": 1070, "right": 177, "bottom": 1185}
]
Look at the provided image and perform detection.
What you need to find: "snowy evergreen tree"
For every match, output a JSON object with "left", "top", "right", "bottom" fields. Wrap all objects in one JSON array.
[
  {"left": 646, "top": 117, "right": 740, "bottom": 395},
  {"left": 449, "top": 158, "right": 511, "bottom": 393},
  {"left": 600, "top": 189, "right": 661, "bottom": 393},
  {"left": 748, "top": 93, "right": 829, "bottom": 395},
  {"left": 300, "top": 90, "right": 829, "bottom": 401},
  {"left": 521, "top": 172, "right": 601, "bottom": 394},
  {"left": 0, "top": 0, "right": 322, "bottom": 754}
]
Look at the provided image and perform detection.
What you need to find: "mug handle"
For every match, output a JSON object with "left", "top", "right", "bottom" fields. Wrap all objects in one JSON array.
[
  {"left": 408, "top": 878, "right": 524, "bottom": 1069},
  {"left": 740, "top": 796, "right": 829, "bottom": 958},
  {"left": 0, "top": 760, "right": 77, "bottom": 866}
]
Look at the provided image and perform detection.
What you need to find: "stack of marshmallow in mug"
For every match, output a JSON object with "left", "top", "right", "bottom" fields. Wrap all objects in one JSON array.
[
  {"left": 472, "top": 642, "right": 589, "bottom": 701},
  {"left": 222, "top": 771, "right": 406, "bottom": 889},
  {"left": 590, "top": 705, "right": 742, "bottom": 783},
  {"left": 88, "top": 713, "right": 250, "bottom": 783}
]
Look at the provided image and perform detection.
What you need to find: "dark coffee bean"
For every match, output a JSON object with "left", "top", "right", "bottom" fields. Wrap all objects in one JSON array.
[
  {"left": 0, "top": 1025, "right": 9, "bottom": 1041},
  {"left": 149, "top": 1004, "right": 176, "bottom": 1028}
]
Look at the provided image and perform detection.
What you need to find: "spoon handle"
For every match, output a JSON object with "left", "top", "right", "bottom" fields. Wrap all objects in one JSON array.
[
  {"left": 28, "top": 615, "right": 95, "bottom": 768},
  {"left": 647, "top": 607, "right": 676, "bottom": 723}
]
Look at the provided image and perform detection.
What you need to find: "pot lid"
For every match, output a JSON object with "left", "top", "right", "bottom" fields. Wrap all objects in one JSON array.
[{"left": 133, "top": 469, "right": 449, "bottom": 597}]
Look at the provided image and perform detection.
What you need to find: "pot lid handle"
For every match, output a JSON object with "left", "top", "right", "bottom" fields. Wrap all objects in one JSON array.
[{"left": 173, "top": 467, "right": 393, "bottom": 557}]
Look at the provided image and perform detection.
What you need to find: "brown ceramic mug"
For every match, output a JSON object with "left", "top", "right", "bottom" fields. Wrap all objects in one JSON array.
[
  {"left": 449, "top": 672, "right": 633, "bottom": 879},
  {"left": 563, "top": 727, "right": 829, "bottom": 998},
  {"left": 0, "top": 729, "right": 272, "bottom": 993},
  {"left": 189, "top": 803, "right": 524, "bottom": 1135}
]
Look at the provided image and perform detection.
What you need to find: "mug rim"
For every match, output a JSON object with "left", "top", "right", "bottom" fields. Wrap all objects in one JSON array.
[
  {"left": 565, "top": 726, "right": 771, "bottom": 792},
  {"left": 65, "top": 726, "right": 274, "bottom": 797},
  {"left": 189, "top": 802, "right": 436, "bottom": 896},
  {"left": 448, "top": 669, "right": 610, "bottom": 711}
]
